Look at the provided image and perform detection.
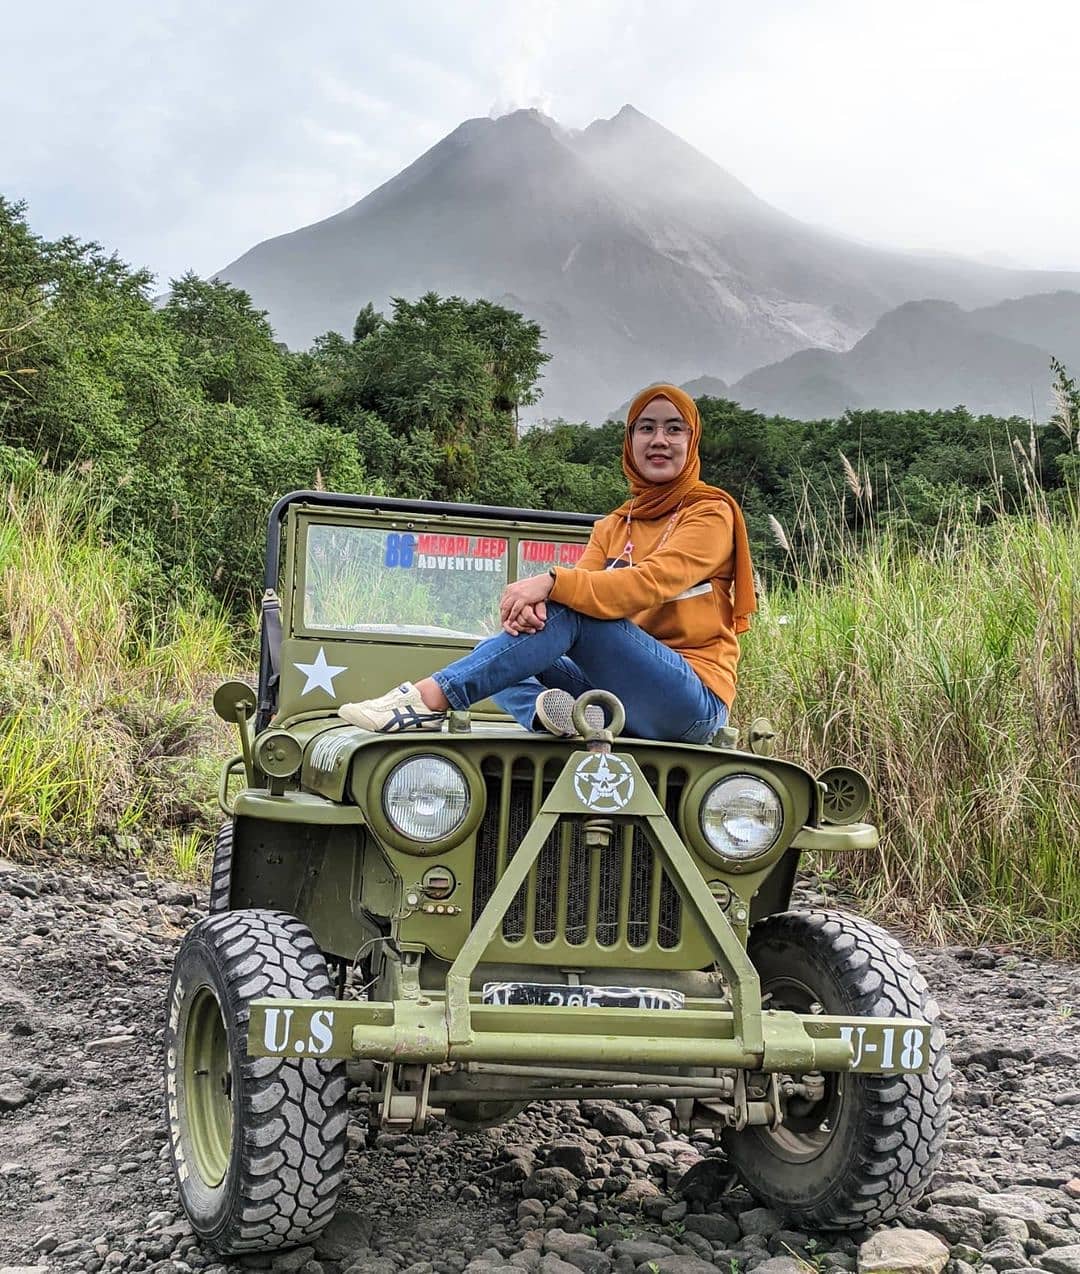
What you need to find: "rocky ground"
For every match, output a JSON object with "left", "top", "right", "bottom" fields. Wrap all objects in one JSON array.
[{"left": 2, "top": 858, "right": 1080, "bottom": 1274}]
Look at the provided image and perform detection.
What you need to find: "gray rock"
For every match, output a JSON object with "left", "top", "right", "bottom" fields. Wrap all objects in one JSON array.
[
  {"left": 588, "top": 1107, "right": 649, "bottom": 1139},
  {"left": 683, "top": 1215, "right": 740, "bottom": 1245},
  {"left": 930, "top": 1185, "right": 987, "bottom": 1209},
  {"left": 542, "top": 1257, "right": 586, "bottom": 1274},
  {"left": 272, "top": 1249, "right": 316, "bottom": 1273},
  {"left": 737, "top": 1236, "right": 771, "bottom": 1255},
  {"left": 611, "top": 1242, "right": 672, "bottom": 1265},
  {"left": 565, "top": 1254, "right": 611, "bottom": 1274},
  {"left": 739, "top": 1210, "right": 785, "bottom": 1238},
  {"left": 633, "top": 1259, "right": 720, "bottom": 1274},
  {"left": 981, "top": 1241, "right": 1030, "bottom": 1272},
  {"left": 980, "top": 1198, "right": 1051, "bottom": 1226},
  {"left": 343, "top": 1260, "right": 397, "bottom": 1274},
  {"left": 544, "top": 1234, "right": 598, "bottom": 1259},
  {"left": 991, "top": 1222, "right": 1031, "bottom": 1246},
  {"left": 917, "top": 1206, "right": 986, "bottom": 1247},
  {"left": 674, "top": 1160, "right": 733, "bottom": 1204},
  {"left": 0, "top": 1084, "right": 33, "bottom": 1112},
  {"left": 748, "top": 1259, "right": 807, "bottom": 1274},
  {"left": 953, "top": 1247, "right": 986, "bottom": 1266},
  {"left": 1038, "top": 1250, "right": 1080, "bottom": 1274},
  {"left": 547, "top": 1144, "right": 592, "bottom": 1178},
  {"left": 314, "top": 1210, "right": 374, "bottom": 1261},
  {"left": 822, "top": 1257, "right": 857, "bottom": 1272},
  {"left": 682, "top": 1235, "right": 716, "bottom": 1262},
  {"left": 523, "top": 1168, "right": 580, "bottom": 1202},
  {"left": 491, "top": 1158, "right": 533, "bottom": 1185},
  {"left": 618, "top": 1179, "right": 663, "bottom": 1204},
  {"left": 1027, "top": 1226, "right": 1077, "bottom": 1249},
  {"left": 770, "top": 1232, "right": 811, "bottom": 1259},
  {"left": 85, "top": 1035, "right": 136, "bottom": 1053}
]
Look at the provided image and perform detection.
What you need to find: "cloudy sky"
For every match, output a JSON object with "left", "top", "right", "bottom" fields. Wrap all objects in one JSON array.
[{"left": 6, "top": 0, "right": 1079, "bottom": 287}]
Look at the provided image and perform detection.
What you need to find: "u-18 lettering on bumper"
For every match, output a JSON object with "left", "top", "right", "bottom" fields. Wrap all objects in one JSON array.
[{"left": 250, "top": 1000, "right": 931, "bottom": 1074}]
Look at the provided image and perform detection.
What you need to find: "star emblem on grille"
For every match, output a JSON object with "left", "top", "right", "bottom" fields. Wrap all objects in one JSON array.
[{"left": 572, "top": 753, "right": 634, "bottom": 812}]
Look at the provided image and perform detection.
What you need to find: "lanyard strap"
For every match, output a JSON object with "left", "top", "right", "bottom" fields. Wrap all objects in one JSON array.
[{"left": 610, "top": 500, "right": 684, "bottom": 569}]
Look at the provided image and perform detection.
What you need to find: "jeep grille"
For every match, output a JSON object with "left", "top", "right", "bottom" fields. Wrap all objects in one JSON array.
[{"left": 473, "top": 758, "right": 686, "bottom": 951}]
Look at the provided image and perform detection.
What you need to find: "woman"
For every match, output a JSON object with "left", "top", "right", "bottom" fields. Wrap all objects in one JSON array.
[{"left": 338, "top": 383, "right": 756, "bottom": 742}]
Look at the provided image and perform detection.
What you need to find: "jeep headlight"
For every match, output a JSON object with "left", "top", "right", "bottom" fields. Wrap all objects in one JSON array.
[
  {"left": 700, "top": 775, "right": 783, "bottom": 859},
  {"left": 383, "top": 756, "right": 470, "bottom": 842}
]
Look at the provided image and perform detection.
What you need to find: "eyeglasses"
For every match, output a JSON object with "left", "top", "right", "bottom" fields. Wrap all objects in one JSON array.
[{"left": 632, "top": 421, "right": 690, "bottom": 441}]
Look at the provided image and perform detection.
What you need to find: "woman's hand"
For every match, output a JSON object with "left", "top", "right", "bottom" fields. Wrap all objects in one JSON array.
[
  {"left": 500, "top": 572, "right": 554, "bottom": 634},
  {"left": 503, "top": 601, "right": 546, "bottom": 636}
]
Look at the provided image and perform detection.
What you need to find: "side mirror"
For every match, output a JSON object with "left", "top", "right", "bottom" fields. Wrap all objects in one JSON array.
[
  {"left": 747, "top": 717, "right": 777, "bottom": 757},
  {"left": 213, "top": 680, "right": 257, "bottom": 724}
]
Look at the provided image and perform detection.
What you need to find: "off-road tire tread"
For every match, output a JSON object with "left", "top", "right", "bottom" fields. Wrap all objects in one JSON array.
[
  {"left": 208, "top": 821, "right": 233, "bottom": 914},
  {"left": 170, "top": 909, "right": 347, "bottom": 1252},
  {"left": 726, "top": 908, "right": 951, "bottom": 1228}
]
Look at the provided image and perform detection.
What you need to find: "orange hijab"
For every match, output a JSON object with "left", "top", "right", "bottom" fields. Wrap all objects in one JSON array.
[{"left": 615, "top": 383, "right": 757, "bottom": 634}]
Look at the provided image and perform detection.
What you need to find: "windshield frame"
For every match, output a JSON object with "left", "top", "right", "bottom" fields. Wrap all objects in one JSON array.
[
  {"left": 255, "top": 492, "right": 597, "bottom": 730},
  {"left": 288, "top": 503, "right": 596, "bottom": 649}
]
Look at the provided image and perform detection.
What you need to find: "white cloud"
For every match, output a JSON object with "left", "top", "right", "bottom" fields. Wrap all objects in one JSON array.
[{"left": 4, "top": 0, "right": 1080, "bottom": 282}]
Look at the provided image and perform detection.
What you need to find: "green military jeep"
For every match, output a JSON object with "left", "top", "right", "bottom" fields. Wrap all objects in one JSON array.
[{"left": 164, "top": 491, "right": 950, "bottom": 1254}]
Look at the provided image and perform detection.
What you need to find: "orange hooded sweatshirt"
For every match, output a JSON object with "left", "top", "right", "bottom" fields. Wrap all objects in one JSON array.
[{"left": 548, "top": 384, "right": 756, "bottom": 707}]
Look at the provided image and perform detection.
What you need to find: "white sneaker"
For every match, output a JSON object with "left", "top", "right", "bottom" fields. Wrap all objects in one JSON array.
[
  {"left": 338, "top": 682, "right": 445, "bottom": 732},
  {"left": 534, "top": 689, "right": 606, "bottom": 738}
]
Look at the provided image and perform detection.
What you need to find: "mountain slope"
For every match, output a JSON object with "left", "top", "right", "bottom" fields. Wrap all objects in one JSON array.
[
  {"left": 730, "top": 295, "right": 1080, "bottom": 420},
  {"left": 216, "top": 106, "right": 1080, "bottom": 421}
]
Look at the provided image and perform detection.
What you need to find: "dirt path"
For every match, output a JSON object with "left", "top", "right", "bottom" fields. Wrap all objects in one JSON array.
[{"left": 2, "top": 857, "right": 1080, "bottom": 1274}]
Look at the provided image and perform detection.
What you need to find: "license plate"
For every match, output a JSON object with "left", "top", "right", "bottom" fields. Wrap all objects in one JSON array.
[{"left": 481, "top": 982, "right": 685, "bottom": 1010}]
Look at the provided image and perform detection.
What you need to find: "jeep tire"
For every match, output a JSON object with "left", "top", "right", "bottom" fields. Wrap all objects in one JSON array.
[
  {"left": 722, "top": 909, "right": 951, "bottom": 1228},
  {"left": 208, "top": 821, "right": 233, "bottom": 914},
  {"left": 164, "top": 909, "right": 348, "bottom": 1253}
]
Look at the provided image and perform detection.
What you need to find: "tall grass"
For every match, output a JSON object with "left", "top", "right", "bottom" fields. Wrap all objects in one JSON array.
[
  {"left": 0, "top": 467, "right": 243, "bottom": 861},
  {"left": 742, "top": 483, "right": 1080, "bottom": 956}
]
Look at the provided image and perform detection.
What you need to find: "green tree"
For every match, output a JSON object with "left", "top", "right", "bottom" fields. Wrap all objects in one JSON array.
[
  {"left": 351, "top": 302, "right": 383, "bottom": 343},
  {"left": 298, "top": 292, "right": 551, "bottom": 499},
  {"left": 0, "top": 200, "right": 366, "bottom": 604},
  {"left": 162, "top": 273, "right": 292, "bottom": 420}
]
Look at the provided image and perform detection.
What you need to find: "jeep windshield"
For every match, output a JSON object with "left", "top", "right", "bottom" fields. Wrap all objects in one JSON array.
[{"left": 302, "top": 522, "right": 588, "bottom": 640}]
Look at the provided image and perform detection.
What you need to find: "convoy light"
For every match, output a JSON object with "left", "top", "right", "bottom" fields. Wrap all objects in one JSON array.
[
  {"left": 255, "top": 729, "right": 303, "bottom": 779},
  {"left": 700, "top": 775, "right": 783, "bottom": 859},
  {"left": 383, "top": 756, "right": 470, "bottom": 843}
]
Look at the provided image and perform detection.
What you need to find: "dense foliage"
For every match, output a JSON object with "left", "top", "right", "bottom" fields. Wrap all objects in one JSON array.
[
  {"left": 4, "top": 198, "right": 1080, "bottom": 946},
  {"left": 2, "top": 196, "right": 1076, "bottom": 607}
]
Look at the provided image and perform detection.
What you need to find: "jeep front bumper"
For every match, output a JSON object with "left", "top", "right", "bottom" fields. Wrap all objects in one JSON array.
[{"left": 248, "top": 995, "right": 931, "bottom": 1074}]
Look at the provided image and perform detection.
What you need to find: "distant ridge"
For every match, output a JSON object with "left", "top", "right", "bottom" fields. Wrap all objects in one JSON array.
[
  {"left": 216, "top": 106, "right": 1080, "bottom": 421},
  {"left": 609, "top": 375, "right": 730, "bottom": 423},
  {"left": 729, "top": 291, "right": 1080, "bottom": 420}
]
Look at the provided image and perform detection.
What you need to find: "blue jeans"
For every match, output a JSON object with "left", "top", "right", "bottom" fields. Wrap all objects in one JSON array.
[{"left": 431, "top": 603, "right": 729, "bottom": 743}]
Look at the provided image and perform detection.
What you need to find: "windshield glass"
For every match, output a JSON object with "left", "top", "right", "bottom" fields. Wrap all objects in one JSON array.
[{"left": 304, "top": 524, "right": 511, "bottom": 638}]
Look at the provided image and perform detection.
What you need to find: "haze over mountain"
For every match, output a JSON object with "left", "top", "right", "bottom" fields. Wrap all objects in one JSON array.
[{"left": 216, "top": 106, "right": 1080, "bottom": 422}]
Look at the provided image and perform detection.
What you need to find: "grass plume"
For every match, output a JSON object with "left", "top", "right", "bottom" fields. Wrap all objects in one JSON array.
[
  {"left": 0, "top": 466, "right": 243, "bottom": 861},
  {"left": 742, "top": 481, "right": 1080, "bottom": 956}
]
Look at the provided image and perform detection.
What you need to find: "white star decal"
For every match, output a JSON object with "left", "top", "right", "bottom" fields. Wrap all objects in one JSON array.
[{"left": 293, "top": 647, "right": 347, "bottom": 697}]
